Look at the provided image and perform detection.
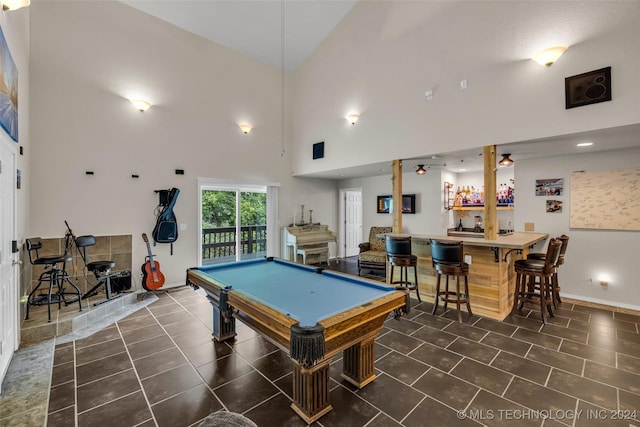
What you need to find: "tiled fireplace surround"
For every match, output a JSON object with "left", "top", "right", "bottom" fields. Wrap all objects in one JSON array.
[{"left": 20, "top": 234, "right": 134, "bottom": 346}]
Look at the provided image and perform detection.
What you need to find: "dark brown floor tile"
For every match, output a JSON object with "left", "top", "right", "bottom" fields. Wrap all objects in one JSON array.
[
  {"left": 48, "top": 381, "right": 76, "bottom": 414},
  {"left": 366, "top": 412, "right": 402, "bottom": 427},
  {"left": 374, "top": 342, "right": 394, "bottom": 361},
  {"left": 403, "top": 395, "right": 482, "bottom": 427},
  {"left": 133, "top": 347, "right": 188, "bottom": 380},
  {"left": 356, "top": 373, "right": 424, "bottom": 422},
  {"left": 590, "top": 315, "right": 637, "bottom": 333},
  {"left": 614, "top": 311, "right": 640, "bottom": 324},
  {"left": 491, "top": 352, "right": 550, "bottom": 385},
  {"left": 384, "top": 317, "right": 424, "bottom": 335},
  {"left": 147, "top": 302, "right": 187, "bottom": 316},
  {"left": 375, "top": 330, "right": 423, "bottom": 355},
  {"left": 410, "top": 312, "right": 453, "bottom": 330},
  {"left": 572, "top": 305, "right": 613, "bottom": 316},
  {"left": 250, "top": 349, "right": 293, "bottom": 381},
  {"left": 450, "top": 358, "right": 513, "bottom": 395},
  {"left": 117, "top": 314, "right": 160, "bottom": 332},
  {"left": 617, "top": 353, "right": 640, "bottom": 375},
  {"left": 120, "top": 323, "right": 166, "bottom": 345},
  {"left": 119, "top": 306, "right": 150, "bottom": 320},
  {"left": 214, "top": 370, "right": 279, "bottom": 413},
  {"left": 171, "top": 326, "right": 214, "bottom": 350},
  {"left": 480, "top": 332, "right": 531, "bottom": 357},
  {"left": 584, "top": 360, "right": 640, "bottom": 395},
  {"left": 162, "top": 318, "right": 200, "bottom": 337},
  {"left": 78, "top": 390, "right": 151, "bottom": 427},
  {"left": 503, "top": 314, "right": 544, "bottom": 331},
  {"left": 228, "top": 335, "right": 279, "bottom": 362},
  {"left": 474, "top": 318, "right": 518, "bottom": 337},
  {"left": 151, "top": 383, "right": 221, "bottom": 427},
  {"left": 408, "top": 342, "right": 463, "bottom": 372},
  {"left": 46, "top": 405, "right": 75, "bottom": 427},
  {"left": 505, "top": 376, "right": 576, "bottom": 415},
  {"left": 75, "top": 338, "right": 126, "bottom": 366},
  {"left": 541, "top": 323, "right": 588, "bottom": 344},
  {"left": 467, "top": 390, "right": 541, "bottom": 427},
  {"left": 589, "top": 331, "right": 640, "bottom": 358},
  {"left": 443, "top": 321, "right": 489, "bottom": 341},
  {"left": 559, "top": 340, "right": 616, "bottom": 367},
  {"left": 77, "top": 369, "right": 141, "bottom": 412},
  {"left": 410, "top": 325, "right": 457, "bottom": 348},
  {"left": 196, "top": 353, "right": 255, "bottom": 388},
  {"left": 136, "top": 419, "right": 157, "bottom": 427},
  {"left": 53, "top": 345, "right": 74, "bottom": 366},
  {"left": 76, "top": 351, "right": 132, "bottom": 385},
  {"left": 617, "top": 329, "right": 640, "bottom": 344},
  {"left": 75, "top": 325, "right": 120, "bottom": 349},
  {"left": 182, "top": 339, "right": 233, "bottom": 367},
  {"left": 315, "top": 384, "right": 381, "bottom": 427},
  {"left": 575, "top": 400, "right": 632, "bottom": 427},
  {"left": 127, "top": 334, "right": 176, "bottom": 360},
  {"left": 154, "top": 310, "right": 196, "bottom": 327},
  {"left": 412, "top": 368, "right": 479, "bottom": 410},
  {"left": 375, "top": 351, "right": 429, "bottom": 385},
  {"left": 547, "top": 369, "right": 618, "bottom": 410},
  {"left": 568, "top": 318, "right": 616, "bottom": 337},
  {"left": 619, "top": 389, "right": 640, "bottom": 414},
  {"left": 244, "top": 393, "right": 311, "bottom": 427},
  {"left": 513, "top": 328, "right": 561, "bottom": 350},
  {"left": 553, "top": 307, "right": 591, "bottom": 322},
  {"left": 447, "top": 337, "right": 500, "bottom": 364},
  {"left": 274, "top": 372, "right": 294, "bottom": 400},
  {"left": 51, "top": 361, "right": 74, "bottom": 387},
  {"left": 141, "top": 364, "right": 204, "bottom": 404},
  {"left": 526, "top": 345, "right": 584, "bottom": 375},
  {"left": 440, "top": 309, "right": 479, "bottom": 324}
]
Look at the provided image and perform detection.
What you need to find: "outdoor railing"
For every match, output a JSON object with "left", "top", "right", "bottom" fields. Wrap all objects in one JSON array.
[{"left": 202, "top": 225, "right": 267, "bottom": 262}]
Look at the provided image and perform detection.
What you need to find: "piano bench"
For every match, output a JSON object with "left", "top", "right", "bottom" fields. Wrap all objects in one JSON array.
[{"left": 296, "top": 246, "right": 329, "bottom": 265}]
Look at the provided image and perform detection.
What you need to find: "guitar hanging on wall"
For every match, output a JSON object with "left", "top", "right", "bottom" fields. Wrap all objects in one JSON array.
[{"left": 142, "top": 233, "right": 165, "bottom": 291}]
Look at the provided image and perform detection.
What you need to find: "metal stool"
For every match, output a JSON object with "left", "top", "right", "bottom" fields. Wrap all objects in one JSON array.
[
  {"left": 527, "top": 234, "right": 569, "bottom": 306},
  {"left": 25, "top": 237, "right": 82, "bottom": 322},
  {"left": 513, "top": 238, "right": 562, "bottom": 324},
  {"left": 75, "top": 235, "right": 120, "bottom": 305},
  {"left": 430, "top": 240, "right": 471, "bottom": 322},
  {"left": 386, "top": 235, "right": 420, "bottom": 301}
]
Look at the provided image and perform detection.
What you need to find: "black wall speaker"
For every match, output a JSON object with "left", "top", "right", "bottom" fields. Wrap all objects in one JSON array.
[{"left": 565, "top": 66, "right": 611, "bottom": 109}]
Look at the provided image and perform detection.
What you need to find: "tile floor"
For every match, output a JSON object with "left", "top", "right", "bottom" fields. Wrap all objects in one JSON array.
[{"left": 2, "top": 258, "right": 640, "bottom": 427}]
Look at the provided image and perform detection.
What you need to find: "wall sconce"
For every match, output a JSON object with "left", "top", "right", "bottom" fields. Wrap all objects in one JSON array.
[
  {"left": 498, "top": 153, "right": 514, "bottom": 167},
  {"left": 346, "top": 114, "right": 360, "bottom": 125},
  {"left": 532, "top": 46, "right": 567, "bottom": 66},
  {"left": 130, "top": 99, "right": 152, "bottom": 112},
  {"left": 2, "top": 0, "right": 30, "bottom": 11},
  {"left": 598, "top": 274, "right": 610, "bottom": 287},
  {"left": 415, "top": 164, "right": 427, "bottom": 175},
  {"left": 238, "top": 123, "right": 253, "bottom": 134}
]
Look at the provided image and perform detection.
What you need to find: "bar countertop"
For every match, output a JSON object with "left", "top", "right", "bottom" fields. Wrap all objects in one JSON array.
[{"left": 384, "top": 231, "right": 548, "bottom": 249}]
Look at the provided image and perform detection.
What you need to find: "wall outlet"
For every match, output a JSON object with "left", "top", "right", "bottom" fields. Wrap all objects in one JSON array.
[{"left": 465, "top": 255, "right": 472, "bottom": 264}]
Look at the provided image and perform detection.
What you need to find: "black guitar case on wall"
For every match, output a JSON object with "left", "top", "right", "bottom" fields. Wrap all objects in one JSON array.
[{"left": 152, "top": 188, "right": 180, "bottom": 254}]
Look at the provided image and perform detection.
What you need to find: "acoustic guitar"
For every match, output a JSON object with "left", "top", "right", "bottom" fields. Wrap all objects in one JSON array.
[{"left": 142, "top": 233, "right": 165, "bottom": 291}]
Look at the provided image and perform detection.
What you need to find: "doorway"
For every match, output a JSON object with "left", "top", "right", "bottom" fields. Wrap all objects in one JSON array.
[{"left": 339, "top": 188, "right": 363, "bottom": 258}]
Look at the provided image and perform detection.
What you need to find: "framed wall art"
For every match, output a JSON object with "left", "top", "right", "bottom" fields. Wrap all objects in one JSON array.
[{"left": 565, "top": 67, "right": 611, "bottom": 109}]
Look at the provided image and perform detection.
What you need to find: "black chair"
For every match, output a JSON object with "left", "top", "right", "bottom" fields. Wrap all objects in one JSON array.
[
  {"left": 430, "top": 240, "right": 472, "bottom": 322},
  {"left": 513, "top": 238, "right": 563, "bottom": 324},
  {"left": 527, "top": 234, "right": 569, "bottom": 306},
  {"left": 25, "top": 237, "right": 82, "bottom": 322},
  {"left": 385, "top": 235, "right": 420, "bottom": 301},
  {"left": 75, "top": 235, "right": 120, "bottom": 305}
]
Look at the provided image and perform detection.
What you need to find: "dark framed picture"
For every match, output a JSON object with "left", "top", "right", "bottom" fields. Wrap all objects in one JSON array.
[
  {"left": 376, "top": 194, "right": 416, "bottom": 214},
  {"left": 312, "top": 141, "right": 324, "bottom": 160},
  {"left": 565, "top": 67, "right": 611, "bottom": 109}
]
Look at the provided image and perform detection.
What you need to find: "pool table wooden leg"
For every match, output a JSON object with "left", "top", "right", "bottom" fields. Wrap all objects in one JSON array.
[
  {"left": 341, "top": 334, "right": 377, "bottom": 388},
  {"left": 208, "top": 295, "right": 236, "bottom": 342},
  {"left": 291, "top": 359, "right": 332, "bottom": 424}
]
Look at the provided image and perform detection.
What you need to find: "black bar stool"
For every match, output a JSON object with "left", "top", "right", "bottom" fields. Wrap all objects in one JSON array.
[
  {"left": 526, "top": 234, "right": 569, "bottom": 306},
  {"left": 25, "top": 237, "right": 82, "bottom": 322},
  {"left": 430, "top": 240, "right": 471, "bottom": 322},
  {"left": 513, "top": 237, "right": 562, "bottom": 324},
  {"left": 75, "top": 235, "right": 120, "bottom": 305},
  {"left": 385, "top": 235, "right": 421, "bottom": 301}
]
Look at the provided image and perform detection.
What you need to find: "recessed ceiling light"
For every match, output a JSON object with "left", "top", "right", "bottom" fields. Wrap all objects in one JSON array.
[
  {"left": 576, "top": 142, "right": 593, "bottom": 147},
  {"left": 459, "top": 168, "right": 467, "bottom": 172}
]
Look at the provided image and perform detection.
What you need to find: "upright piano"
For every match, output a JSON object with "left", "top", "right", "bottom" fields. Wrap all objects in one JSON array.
[{"left": 282, "top": 225, "right": 337, "bottom": 265}]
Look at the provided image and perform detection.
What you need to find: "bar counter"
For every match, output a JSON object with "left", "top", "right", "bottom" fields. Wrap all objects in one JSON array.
[{"left": 385, "top": 232, "right": 548, "bottom": 320}]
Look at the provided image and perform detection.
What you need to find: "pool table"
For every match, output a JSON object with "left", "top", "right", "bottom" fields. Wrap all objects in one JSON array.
[{"left": 186, "top": 257, "right": 410, "bottom": 423}]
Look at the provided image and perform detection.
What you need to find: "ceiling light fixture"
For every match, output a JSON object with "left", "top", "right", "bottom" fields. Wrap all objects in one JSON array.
[
  {"left": 130, "top": 99, "right": 152, "bottom": 112},
  {"left": 416, "top": 164, "right": 427, "bottom": 175},
  {"left": 498, "top": 153, "right": 514, "bottom": 167},
  {"left": 532, "top": 46, "right": 567, "bottom": 66},
  {"left": 2, "top": 0, "right": 30, "bottom": 11},
  {"left": 346, "top": 114, "right": 360, "bottom": 125},
  {"left": 238, "top": 123, "right": 253, "bottom": 134},
  {"left": 576, "top": 142, "right": 593, "bottom": 147}
]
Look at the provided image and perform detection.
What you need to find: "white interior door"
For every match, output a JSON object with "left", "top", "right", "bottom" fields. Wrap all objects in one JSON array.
[
  {"left": 0, "top": 140, "right": 17, "bottom": 392},
  {"left": 344, "top": 190, "right": 362, "bottom": 257}
]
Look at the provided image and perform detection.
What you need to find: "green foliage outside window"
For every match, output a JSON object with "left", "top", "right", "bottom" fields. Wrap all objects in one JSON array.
[{"left": 202, "top": 191, "right": 266, "bottom": 228}]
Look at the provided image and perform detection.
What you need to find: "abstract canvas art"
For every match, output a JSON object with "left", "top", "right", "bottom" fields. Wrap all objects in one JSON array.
[{"left": 0, "top": 25, "right": 18, "bottom": 142}]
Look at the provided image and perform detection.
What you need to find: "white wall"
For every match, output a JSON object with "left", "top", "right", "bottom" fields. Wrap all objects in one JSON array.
[
  {"left": 290, "top": 1, "right": 640, "bottom": 176},
  {"left": 516, "top": 147, "right": 640, "bottom": 310}
]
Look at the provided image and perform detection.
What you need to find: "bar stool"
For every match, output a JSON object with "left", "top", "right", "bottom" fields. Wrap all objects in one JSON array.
[
  {"left": 25, "top": 238, "right": 82, "bottom": 322},
  {"left": 385, "top": 235, "right": 421, "bottom": 301},
  {"left": 430, "top": 240, "right": 471, "bottom": 322},
  {"left": 527, "top": 234, "right": 569, "bottom": 306},
  {"left": 513, "top": 238, "right": 562, "bottom": 324}
]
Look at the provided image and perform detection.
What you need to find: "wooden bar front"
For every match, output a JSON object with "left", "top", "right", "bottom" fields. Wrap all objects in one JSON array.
[{"left": 386, "top": 232, "right": 548, "bottom": 320}]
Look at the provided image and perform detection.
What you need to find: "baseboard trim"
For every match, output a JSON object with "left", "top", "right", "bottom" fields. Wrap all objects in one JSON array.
[{"left": 561, "top": 293, "right": 640, "bottom": 315}]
